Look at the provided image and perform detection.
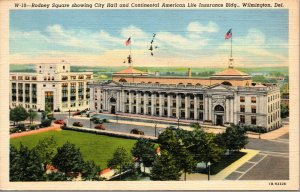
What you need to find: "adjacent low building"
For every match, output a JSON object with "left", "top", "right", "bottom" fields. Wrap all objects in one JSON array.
[
  {"left": 89, "top": 66, "right": 281, "bottom": 131},
  {"left": 10, "top": 61, "right": 93, "bottom": 112}
]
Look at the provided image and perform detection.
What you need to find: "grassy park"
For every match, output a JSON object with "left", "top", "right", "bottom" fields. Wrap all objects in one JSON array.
[{"left": 10, "top": 130, "right": 136, "bottom": 168}]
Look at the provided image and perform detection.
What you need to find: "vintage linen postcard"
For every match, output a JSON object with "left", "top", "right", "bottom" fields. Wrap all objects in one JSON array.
[{"left": 0, "top": 0, "right": 299, "bottom": 190}]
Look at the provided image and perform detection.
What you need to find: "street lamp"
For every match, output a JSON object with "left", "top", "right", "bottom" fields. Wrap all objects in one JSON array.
[
  {"left": 177, "top": 117, "right": 180, "bottom": 129},
  {"left": 207, "top": 161, "right": 211, "bottom": 181},
  {"left": 154, "top": 123, "right": 157, "bottom": 137},
  {"left": 68, "top": 109, "right": 71, "bottom": 118},
  {"left": 258, "top": 125, "right": 261, "bottom": 139},
  {"left": 90, "top": 118, "right": 93, "bottom": 128}
]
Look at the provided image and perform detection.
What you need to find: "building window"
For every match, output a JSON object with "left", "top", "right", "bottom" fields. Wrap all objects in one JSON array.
[
  {"left": 251, "top": 106, "right": 256, "bottom": 113},
  {"left": 43, "top": 84, "right": 46, "bottom": 87},
  {"left": 251, "top": 97, "right": 256, "bottom": 103},
  {"left": 240, "top": 96, "right": 245, "bottom": 102},
  {"left": 12, "top": 76, "right": 16, "bottom": 80},
  {"left": 240, "top": 105, "right": 245, "bottom": 112},
  {"left": 240, "top": 115, "right": 245, "bottom": 124},
  {"left": 199, "top": 112, "right": 203, "bottom": 121},
  {"left": 251, "top": 116, "right": 256, "bottom": 125}
]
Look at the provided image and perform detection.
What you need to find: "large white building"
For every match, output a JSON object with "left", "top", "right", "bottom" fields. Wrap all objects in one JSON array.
[
  {"left": 89, "top": 66, "right": 281, "bottom": 131},
  {"left": 10, "top": 61, "right": 93, "bottom": 112}
]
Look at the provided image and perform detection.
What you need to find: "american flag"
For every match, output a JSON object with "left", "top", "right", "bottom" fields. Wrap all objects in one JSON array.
[
  {"left": 125, "top": 37, "right": 131, "bottom": 46},
  {"left": 225, "top": 29, "right": 232, "bottom": 40}
]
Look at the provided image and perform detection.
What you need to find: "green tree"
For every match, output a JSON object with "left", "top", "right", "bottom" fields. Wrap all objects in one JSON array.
[
  {"left": 45, "top": 172, "right": 71, "bottom": 181},
  {"left": 150, "top": 150, "right": 181, "bottom": 181},
  {"left": 131, "top": 139, "right": 156, "bottom": 172},
  {"left": 33, "top": 136, "right": 57, "bottom": 166},
  {"left": 189, "top": 129, "right": 225, "bottom": 167},
  {"left": 52, "top": 142, "right": 84, "bottom": 175},
  {"left": 10, "top": 106, "right": 28, "bottom": 125},
  {"left": 108, "top": 147, "right": 132, "bottom": 176},
  {"left": 222, "top": 125, "right": 248, "bottom": 153},
  {"left": 281, "top": 103, "right": 289, "bottom": 118},
  {"left": 28, "top": 109, "right": 38, "bottom": 124},
  {"left": 9, "top": 144, "right": 44, "bottom": 181},
  {"left": 81, "top": 160, "right": 102, "bottom": 181},
  {"left": 176, "top": 146, "right": 197, "bottom": 181}
]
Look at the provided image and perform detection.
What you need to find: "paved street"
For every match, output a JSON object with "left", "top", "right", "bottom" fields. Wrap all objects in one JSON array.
[
  {"left": 54, "top": 113, "right": 290, "bottom": 180},
  {"left": 226, "top": 134, "right": 289, "bottom": 180}
]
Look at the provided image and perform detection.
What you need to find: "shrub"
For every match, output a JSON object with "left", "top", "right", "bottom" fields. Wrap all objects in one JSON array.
[
  {"left": 28, "top": 124, "right": 39, "bottom": 130},
  {"left": 94, "top": 124, "right": 105, "bottom": 130},
  {"left": 73, "top": 122, "right": 83, "bottom": 127},
  {"left": 93, "top": 118, "right": 103, "bottom": 124},
  {"left": 47, "top": 114, "right": 56, "bottom": 120},
  {"left": 10, "top": 128, "right": 18, "bottom": 134},
  {"left": 243, "top": 125, "right": 267, "bottom": 133},
  {"left": 16, "top": 124, "right": 26, "bottom": 132},
  {"left": 40, "top": 119, "right": 52, "bottom": 128},
  {"left": 102, "top": 119, "right": 109, "bottom": 123}
]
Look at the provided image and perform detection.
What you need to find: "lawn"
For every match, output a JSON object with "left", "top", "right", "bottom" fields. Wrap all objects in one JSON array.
[{"left": 10, "top": 130, "right": 137, "bottom": 169}]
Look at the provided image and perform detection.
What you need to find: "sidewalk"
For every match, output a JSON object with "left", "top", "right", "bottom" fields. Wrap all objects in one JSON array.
[
  {"left": 247, "top": 123, "right": 289, "bottom": 140},
  {"left": 10, "top": 124, "right": 61, "bottom": 139},
  {"left": 182, "top": 149, "right": 259, "bottom": 180}
]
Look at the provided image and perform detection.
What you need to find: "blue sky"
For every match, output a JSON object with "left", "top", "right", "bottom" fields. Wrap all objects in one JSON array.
[{"left": 10, "top": 10, "right": 288, "bottom": 67}]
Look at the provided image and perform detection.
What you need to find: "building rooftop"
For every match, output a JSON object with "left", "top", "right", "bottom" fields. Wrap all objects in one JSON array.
[
  {"left": 114, "top": 67, "right": 147, "bottom": 75},
  {"left": 213, "top": 68, "right": 248, "bottom": 76}
]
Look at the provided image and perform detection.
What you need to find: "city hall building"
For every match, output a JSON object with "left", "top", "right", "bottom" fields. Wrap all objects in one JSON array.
[
  {"left": 89, "top": 65, "right": 281, "bottom": 131},
  {"left": 10, "top": 61, "right": 93, "bottom": 112}
]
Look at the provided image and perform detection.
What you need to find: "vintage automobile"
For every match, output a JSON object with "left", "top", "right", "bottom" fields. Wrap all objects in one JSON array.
[
  {"left": 73, "top": 122, "right": 83, "bottom": 127},
  {"left": 130, "top": 128, "right": 144, "bottom": 135}
]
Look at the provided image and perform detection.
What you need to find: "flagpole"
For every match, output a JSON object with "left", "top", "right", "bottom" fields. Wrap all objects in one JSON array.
[{"left": 231, "top": 29, "right": 233, "bottom": 58}]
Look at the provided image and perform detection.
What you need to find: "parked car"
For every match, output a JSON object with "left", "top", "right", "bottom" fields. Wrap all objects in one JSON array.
[
  {"left": 94, "top": 124, "right": 105, "bottom": 130},
  {"left": 73, "top": 122, "right": 83, "bottom": 127},
  {"left": 72, "top": 111, "right": 81, "bottom": 116},
  {"left": 54, "top": 119, "right": 65, "bottom": 125},
  {"left": 130, "top": 128, "right": 144, "bottom": 135}
]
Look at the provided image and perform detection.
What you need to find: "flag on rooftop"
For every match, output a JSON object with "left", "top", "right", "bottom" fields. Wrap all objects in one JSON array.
[
  {"left": 225, "top": 29, "right": 232, "bottom": 40},
  {"left": 125, "top": 37, "right": 131, "bottom": 46}
]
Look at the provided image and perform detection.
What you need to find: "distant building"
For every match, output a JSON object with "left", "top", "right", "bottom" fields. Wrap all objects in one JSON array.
[
  {"left": 90, "top": 65, "right": 281, "bottom": 131},
  {"left": 10, "top": 61, "right": 93, "bottom": 112}
]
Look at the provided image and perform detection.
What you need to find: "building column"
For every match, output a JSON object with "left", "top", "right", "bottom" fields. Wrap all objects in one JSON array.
[
  {"left": 167, "top": 94, "right": 171, "bottom": 117},
  {"left": 136, "top": 92, "right": 140, "bottom": 114},
  {"left": 176, "top": 94, "right": 179, "bottom": 118},
  {"left": 129, "top": 92, "right": 132, "bottom": 113},
  {"left": 185, "top": 94, "right": 188, "bottom": 119},
  {"left": 204, "top": 95, "right": 208, "bottom": 121},
  {"left": 121, "top": 90, "right": 125, "bottom": 113},
  {"left": 151, "top": 93, "right": 155, "bottom": 115},
  {"left": 159, "top": 93, "right": 163, "bottom": 116},
  {"left": 230, "top": 97, "right": 234, "bottom": 123},
  {"left": 194, "top": 95, "right": 198, "bottom": 120},
  {"left": 90, "top": 86, "right": 95, "bottom": 111},
  {"left": 225, "top": 98, "right": 230, "bottom": 123},
  {"left": 144, "top": 92, "right": 147, "bottom": 115},
  {"left": 208, "top": 96, "right": 212, "bottom": 121}
]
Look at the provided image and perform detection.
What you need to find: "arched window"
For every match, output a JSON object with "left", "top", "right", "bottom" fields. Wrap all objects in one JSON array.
[
  {"left": 214, "top": 105, "right": 224, "bottom": 112},
  {"left": 196, "top": 83, "right": 201, "bottom": 86},
  {"left": 119, "top": 79, "right": 127, "bottom": 82},
  {"left": 221, "top": 81, "right": 232, "bottom": 86},
  {"left": 110, "top": 97, "right": 116, "bottom": 103}
]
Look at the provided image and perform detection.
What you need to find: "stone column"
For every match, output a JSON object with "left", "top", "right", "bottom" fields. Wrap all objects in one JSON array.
[
  {"left": 185, "top": 94, "right": 188, "bottom": 119},
  {"left": 122, "top": 90, "right": 125, "bottom": 113},
  {"left": 204, "top": 95, "right": 208, "bottom": 121},
  {"left": 167, "top": 94, "right": 171, "bottom": 117},
  {"left": 225, "top": 98, "right": 229, "bottom": 123},
  {"left": 136, "top": 92, "right": 140, "bottom": 114},
  {"left": 151, "top": 93, "right": 155, "bottom": 115},
  {"left": 231, "top": 97, "right": 234, "bottom": 123},
  {"left": 194, "top": 95, "right": 198, "bottom": 120},
  {"left": 159, "top": 93, "right": 163, "bottom": 116},
  {"left": 144, "top": 92, "right": 147, "bottom": 115},
  {"left": 129, "top": 92, "right": 132, "bottom": 113},
  {"left": 176, "top": 94, "right": 179, "bottom": 118},
  {"left": 208, "top": 96, "right": 212, "bottom": 121}
]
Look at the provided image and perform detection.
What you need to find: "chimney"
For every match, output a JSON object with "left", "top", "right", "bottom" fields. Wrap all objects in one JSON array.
[{"left": 188, "top": 68, "right": 192, "bottom": 78}]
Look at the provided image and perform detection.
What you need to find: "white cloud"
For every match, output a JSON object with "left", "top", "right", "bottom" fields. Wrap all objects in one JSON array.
[{"left": 187, "top": 21, "right": 219, "bottom": 34}]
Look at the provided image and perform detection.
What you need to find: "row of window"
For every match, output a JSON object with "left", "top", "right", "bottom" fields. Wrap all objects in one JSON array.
[
  {"left": 240, "top": 115, "right": 256, "bottom": 125},
  {"left": 11, "top": 76, "right": 37, "bottom": 81},
  {"left": 240, "top": 105, "right": 257, "bottom": 113},
  {"left": 268, "top": 101, "right": 280, "bottom": 113},
  {"left": 11, "top": 103, "right": 37, "bottom": 109},
  {"left": 268, "top": 93, "right": 280, "bottom": 102},
  {"left": 268, "top": 111, "right": 280, "bottom": 124},
  {"left": 240, "top": 96, "right": 256, "bottom": 103}
]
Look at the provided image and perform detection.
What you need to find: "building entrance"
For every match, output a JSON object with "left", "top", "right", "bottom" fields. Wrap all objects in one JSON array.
[
  {"left": 45, "top": 91, "right": 54, "bottom": 111},
  {"left": 216, "top": 115, "right": 223, "bottom": 126},
  {"left": 109, "top": 97, "right": 117, "bottom": 114}
]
